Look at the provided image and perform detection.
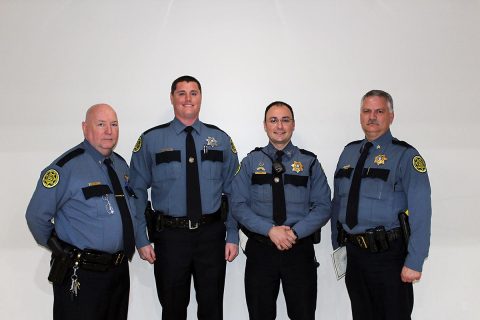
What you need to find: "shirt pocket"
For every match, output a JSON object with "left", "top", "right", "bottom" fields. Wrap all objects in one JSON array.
[
  {"left": 154, "top": 150, "right": 181, "bottom": 180},
  {"left": 334, "top": 167, "right": 353, "bottom": 197},
  {"left": 284, "top": 174, "right": 308, "bottom": 204},
  {"left": 361, "top": 168, "right": 390, "bottom": 200},
  {"left": 81, "top": 184, "right": 113, "bottom": 217},
  {"left": 250, "top": 173, "right": 272, "bottom": 202},
  {"left": 201, "top": 150, "right": 223, "bottom": 180}
]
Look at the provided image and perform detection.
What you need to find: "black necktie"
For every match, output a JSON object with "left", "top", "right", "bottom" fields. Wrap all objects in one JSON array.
[
  {"left": 185, "top": 126, "right": 202, "bottom": 223},
  {"left": 272, "top": 150, "right": 286, "bottom": 225},
  {"left": 346, "top": 142, "right": 373, "bottom": 229},
  {"left": 104, "top": 158, "right": 135, "bottom": 260}
]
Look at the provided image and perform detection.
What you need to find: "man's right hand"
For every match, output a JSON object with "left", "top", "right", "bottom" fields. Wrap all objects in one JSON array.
[
  {"left": 268, "top": 226, "right": 296, "bottom": 251},
  {"left": 138, "top": 244, "right": 156, "bottom": 264}
]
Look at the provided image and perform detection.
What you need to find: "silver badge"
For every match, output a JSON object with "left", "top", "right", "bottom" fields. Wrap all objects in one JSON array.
[{"left": 206, "top": 137, "right": 218, "bottom": 147}]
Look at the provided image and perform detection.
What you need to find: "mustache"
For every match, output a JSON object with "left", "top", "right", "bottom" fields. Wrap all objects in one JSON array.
[{"left": 367, "top": 119, "right": 379, "bottom": 125}]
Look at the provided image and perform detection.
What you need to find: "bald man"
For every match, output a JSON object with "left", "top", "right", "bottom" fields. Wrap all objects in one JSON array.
[{"left": 26, "top": 104, "right": 138, "bottom": 320}]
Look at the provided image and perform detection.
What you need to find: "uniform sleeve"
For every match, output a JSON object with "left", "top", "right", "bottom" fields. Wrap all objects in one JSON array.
[
  {"left": 231, "top": 156, "right": 274, "bottom": 236},
  {"left": 129, "top": 134, "right": 152, "bottom": 248},
  {"left": 292, "top": 159, "right": 332, "bottom": 238},
  {"left": 222, "top": 137, "right": 240, "bottom": 244},
  {"left": 399, "top": 148, "right": 432, "bottom": 272},
  {"left": 25, "top": 165, "right": 69, "bottom": 247}
]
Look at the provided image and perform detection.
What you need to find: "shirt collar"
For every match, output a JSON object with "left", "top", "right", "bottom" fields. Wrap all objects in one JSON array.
[
  {"left": 172, "top": 117, "right": 202, "bottom": 135},
  {"left": 366, "top": 130, "right": 393, "bottom": 151},
  {"left": 82, "top": 139, "right": 111, "bottom": 164},
  {"left": 265, "top": 141, "right": 295, "bottom": 159}
]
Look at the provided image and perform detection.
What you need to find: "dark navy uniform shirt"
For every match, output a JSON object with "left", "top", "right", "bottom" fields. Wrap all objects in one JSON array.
[
  {"left": 26, "top": 140, "right": 137, "bottom": 254},
  {"left": 129, "top": 117, "right": 240, "bottom": 248},
  {"left": 331, "top": 130, "right": 431, "bottom": 271},
  {"left": 231, "top": 142, "right": 332, "bottom": 238}
]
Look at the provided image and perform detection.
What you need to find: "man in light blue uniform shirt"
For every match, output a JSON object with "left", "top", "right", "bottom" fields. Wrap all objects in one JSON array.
[
  {"left": 331, "top": 90, "right": 432, "bottom": 320},
  {"left": 232, "top": 101, "right": 331, "bottom": 320},
  {"left": 130, "top": 75, "right": 239, "bottom": 320},
  {"left": 26, "top": 104, "right": 137, "bottom": 320}
]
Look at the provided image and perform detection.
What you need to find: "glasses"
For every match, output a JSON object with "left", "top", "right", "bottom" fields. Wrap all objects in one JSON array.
[{"left": 268, "top": 117, "right": 294, "bottom": 125}]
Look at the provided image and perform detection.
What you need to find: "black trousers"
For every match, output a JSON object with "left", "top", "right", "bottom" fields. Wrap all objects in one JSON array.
[
  {"left": 345, "top": 238, "right": 414, "bottom": 320},
  {"left": 244, "top": 239, "right": 318, "bottom": 320},
  {"left": 53, "top": 259, "right": 129, "bottom": 320},
  {"left": 153, "top": 220, "right": 227, "bottom": 320}
]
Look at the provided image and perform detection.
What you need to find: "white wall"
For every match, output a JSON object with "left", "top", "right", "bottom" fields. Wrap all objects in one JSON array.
[{"left": 1, "top": 0, "right": 479, "bottom": 319}]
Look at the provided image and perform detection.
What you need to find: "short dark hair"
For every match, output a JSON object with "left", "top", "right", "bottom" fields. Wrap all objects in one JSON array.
[
  {"left": 264, "top": 101, "right": 295, "bottom": 122},
  {"left": 170, "top": 75, "right": 202, "bottom": 95},
  {"left": 361, "top": 90, "right": 394, "bottom": 112}
]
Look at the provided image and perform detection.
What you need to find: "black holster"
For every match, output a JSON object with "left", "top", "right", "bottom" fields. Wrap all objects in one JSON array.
[
  {"left": 220, "top": 194, "right": 228, "bottom": 222},
  {"left": 398, "top": 211, "right": 411, "bottom": 249},
  {"left": 313, "top": 230, "right": 321, "bottom": 244},
  {"left": 145, "top": 201, "right": 161, "bottom": 242},
  {"left": 47, "top": 234, "right": 74, "bottom": 284}
]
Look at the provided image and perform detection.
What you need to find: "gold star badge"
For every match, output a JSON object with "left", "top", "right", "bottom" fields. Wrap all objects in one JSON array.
[
  {"left": 374, "top": 154, "right": 388, "bottom": 165},
  {"left": 291, "top": 161, "right": 304, "bottom": 173}
]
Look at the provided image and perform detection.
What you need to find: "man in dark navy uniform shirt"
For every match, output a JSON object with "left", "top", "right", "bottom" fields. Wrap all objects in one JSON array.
[{"left": 331, "top": 90, "right": 432, "bottom": 320}]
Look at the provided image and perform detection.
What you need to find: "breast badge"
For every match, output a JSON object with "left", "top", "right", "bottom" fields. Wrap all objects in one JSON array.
[
  {"left": 206, "top": 136, "right": 218, "bottom": 147},
  {"left": 42, "top": 169, "right": 59, "bottom": 188},
  {"left": 374, "top": 154, "right": 388, "bottom": 165},
  {"left": 412, "top": 155, "right": 427, "bottom": 173},
  {"left": 291, "top": 161, "right": 304, "bottom": 173},
  {"left": 133, "top": 136, "right": 142, "bottom": 153}
]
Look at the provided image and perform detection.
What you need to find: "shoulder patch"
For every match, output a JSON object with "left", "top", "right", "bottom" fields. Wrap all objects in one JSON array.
[
  {"left": 412, "top": 155, "right": 427, "bottom": 173},
  {"left": 346, "top": 140, "right": 363, "bottom": 147},
  {"left": 133, "top": 136, "right": 142, "bottom": 153},
  {"left": 230, "top": 138, "right": 237, "bottom": 154},
  {"left": 204, "top": 123, "right": 226, "bottom": 134},
  {"left": 56, "top": 148, "right": 84, "bottom": 167},
  {"left": 42, "top": 169, "right": 60, "bottom": 188},
  {"left": 392, "top": 139, "right": 413, "bottom": 149},
  {"left": 299, "top": 148, "right": 317, "bottom": 158},
  {"left": 143, "top": 122, "right": 171, "bottom": 135}
]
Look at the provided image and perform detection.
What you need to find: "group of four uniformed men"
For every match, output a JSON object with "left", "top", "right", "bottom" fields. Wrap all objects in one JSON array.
[{"left": 26, "top": 75, "right": 431, "bottom": 320}]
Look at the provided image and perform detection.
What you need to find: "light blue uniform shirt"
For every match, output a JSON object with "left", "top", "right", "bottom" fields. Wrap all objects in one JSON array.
[
  {"left": 231, "top": 142, "right": 332, "bottom": 239},
  {"left": 129, "top": 117, "right": 240, "bottom": 248},
  {"left": 331, "top": 130, "right": 432, "bottom": 271},
  {"left": 26, "top": 140, "right": 137, "bottom": 254}
]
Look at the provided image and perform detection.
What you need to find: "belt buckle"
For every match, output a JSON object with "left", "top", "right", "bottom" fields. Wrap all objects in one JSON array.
[
  {"left": 356, "top": 235, "right": 368, "bottom": 249},
  {"left": 115, "top": 253, "right": 125, "bottom": 265},
  {"left": 188, "top": 220, "right": 199, "bottom": 230}
]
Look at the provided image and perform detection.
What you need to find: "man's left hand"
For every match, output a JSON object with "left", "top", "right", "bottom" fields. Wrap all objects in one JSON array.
[
  {"left": 401, "top": 266, "right": 422, "bottom": 283},
  {"left": 225, "top": 243, "right": 239, "bottom": 262}
]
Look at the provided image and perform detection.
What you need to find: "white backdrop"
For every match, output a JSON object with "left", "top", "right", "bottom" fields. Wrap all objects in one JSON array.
[{"left": 1, "top": 0, "right": 479, "bottom": 319}]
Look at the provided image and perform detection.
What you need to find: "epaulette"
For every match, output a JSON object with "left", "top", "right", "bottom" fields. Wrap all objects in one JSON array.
[
  {"left": 392, "top": 139, "right": 413, "bottom": 149},
  {"left": 346, "top": 140, "right": 363, "bottom": 147},
  {"left": 204, "top": 123, "right": 226, "bottom": 134},
  {"left": 143, "top": 122, "right": 171, "bottom": 135},
  {"left": 299, "top": 148, "right": 317, "bottom": 158},
  {"left": 248, "top": 147, "right": 263, "bottom": 155},
  {"left": 113, "top": 152, "right": 126, "bottom": 163},
  {"left": 56, "top": 148, "right": 85, "bottom": 167}
]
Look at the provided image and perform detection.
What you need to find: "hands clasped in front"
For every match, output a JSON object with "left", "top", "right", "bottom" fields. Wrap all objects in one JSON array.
[{"left": 268, "top": 226, "right": 297, "bottom": 251}]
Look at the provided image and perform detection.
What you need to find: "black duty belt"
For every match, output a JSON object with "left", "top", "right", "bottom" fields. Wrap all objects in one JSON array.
[
  {"left": 346, "top": 227, "right": 402, "bottom": 252},
  {"left": 155, "top": 209, "right": 221, "bottom": 230},
  {"left": 240, "top": 226, "right": 312, "bottom": 247},
  {"left": 76, "top": 249, "right": 126, "bottom": 271}
]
